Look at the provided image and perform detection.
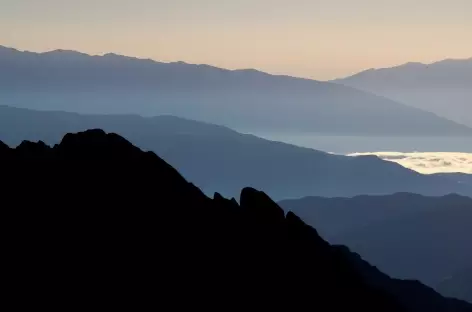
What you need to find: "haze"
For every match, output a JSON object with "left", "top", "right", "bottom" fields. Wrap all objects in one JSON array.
[{"left": 1, "top": 0, "right": 471, "bottom": 80}]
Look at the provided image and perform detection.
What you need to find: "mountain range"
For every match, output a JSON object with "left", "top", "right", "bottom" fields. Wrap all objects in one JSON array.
[
  {"left": 334, "top": 58, "right": 472, "bottom": 127},
  {"left": 279, "top": 193, "right": 472, "bottom": 301},
  {"left": 1, "top": 129, "right": 471, "bottom": 311},
  {"left": 1, "top": 105, "right": 471, "bottom": 199},
  {"left": 1, "top": 45, "right": 471, "bottom": 136}
]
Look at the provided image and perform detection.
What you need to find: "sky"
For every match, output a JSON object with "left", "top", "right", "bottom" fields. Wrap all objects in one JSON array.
[{"left": 1, "top": 0, "right": 471, "bottom": 80}]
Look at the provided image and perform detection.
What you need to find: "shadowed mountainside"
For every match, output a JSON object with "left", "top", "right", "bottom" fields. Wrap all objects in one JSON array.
[
  {"left": 1, "top": 105, "right": 471, "bottom": 199},
  {"left": 1, "top": 129, "right": 471, "bottom": 311},
  {"left": 1, "top": 45, "right": 471, "bottom": 136},
  {"left": 437, "top": 267, "right": 472, "bottom": 303},
  {"left": 334, "top": 58, "right": 472, "bottom": 127},
  {"left": 434, "top": 173, "right": 472, "bottom": 187},
  {"left": 280, "top": 194, "right": 472, "bottom": 292}
]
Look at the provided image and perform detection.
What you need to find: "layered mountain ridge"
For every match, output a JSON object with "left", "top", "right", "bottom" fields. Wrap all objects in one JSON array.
[
  {"left": 1, "top": 45, "right": 471, "bottom": 136},
  {"left": 1, "top": 105, "right": 471, "bottom": 199}
]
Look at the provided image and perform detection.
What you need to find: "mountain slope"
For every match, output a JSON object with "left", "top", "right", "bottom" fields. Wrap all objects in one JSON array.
[
  {"left": 1, "top": 45, "right": 471, "bottom": 136},
  {"left": 434, "top": 173, "right": 472, "bottom": 187},
  {"left": 280, "top": 194, "right": 472, "bottom": 288},
  {"left": 437, "top": 267, "right": 472, "bottom": 303},
  {"left": 334, "top": 58, "right": 472, "bottom": 127},
  {"left": 1, "top": 129, "right": 470, "bottom": 311},
  {"left": 1, "top": 105, "right": 471, "bottom": 199}
]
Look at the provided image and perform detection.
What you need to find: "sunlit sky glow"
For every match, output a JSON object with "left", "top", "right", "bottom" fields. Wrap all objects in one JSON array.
[{"left": 1, "top": 0, "right": 471, "bottom": 80}]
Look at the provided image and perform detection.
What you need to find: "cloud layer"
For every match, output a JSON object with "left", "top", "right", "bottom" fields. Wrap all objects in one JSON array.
[{"left": 348, "top": 152, "right": 472, "bottom": 174}]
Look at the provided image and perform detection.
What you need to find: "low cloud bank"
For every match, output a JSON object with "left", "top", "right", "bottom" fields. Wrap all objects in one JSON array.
[{"left": 348, "top": 152, "right": 472, "bottom": 174}]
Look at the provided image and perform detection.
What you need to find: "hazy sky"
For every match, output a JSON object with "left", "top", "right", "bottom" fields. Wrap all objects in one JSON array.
[{"left": 1, "top": 0, "right": 471, "bottom": 80}]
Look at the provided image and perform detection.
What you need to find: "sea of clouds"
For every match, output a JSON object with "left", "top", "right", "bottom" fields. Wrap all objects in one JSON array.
[{"left": 348, "top": 152, "right": 472, "bottom": 174}]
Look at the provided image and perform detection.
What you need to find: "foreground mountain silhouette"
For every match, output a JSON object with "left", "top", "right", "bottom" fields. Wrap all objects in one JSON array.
[
  {"left": 280, "top": 194, "right": 472, "bottom": 294},
  {"left": 334, "top": 58, "right": 472, "bottom": 127},
  {"left": 1, "top": 129, "right": 470, "bottom": 311},
  {"left": 1, "top": 105, "right": 471, "bottom": 199},
  {"left": 1, "top": 45, "right": 471, "bottom": 136}
]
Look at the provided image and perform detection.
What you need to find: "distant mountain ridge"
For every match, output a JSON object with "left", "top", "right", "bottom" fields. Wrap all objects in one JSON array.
[
  {"left": 337, "top": 58, "right": 472, "bottom": 87},
  {"left": 279, "top": 193, "right": 472, "bottom": 298},
  {"left": 1, "top": 129, "right": 471, "bottom": 311},
  {"left": 1, "top": 105, "right": 472, "bottom": 200},
  {"left": 334, "top": 58, "right": 472, "bottom": 127},
  {"left": 1, "top": 45, "right": 471, "bottom": 136}
]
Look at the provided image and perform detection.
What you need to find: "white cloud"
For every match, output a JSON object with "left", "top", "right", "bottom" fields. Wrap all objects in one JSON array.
[{"left": 348, "top": 152, "right": 472, "bottom": 174}]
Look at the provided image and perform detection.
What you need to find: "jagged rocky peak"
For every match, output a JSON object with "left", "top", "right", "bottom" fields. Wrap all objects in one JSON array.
[
  {"left": 240, "top": 187, "right": 286, "bottom": 223},
  {"left": 56, "top": 128, "right": 139, "bottom": 156}
]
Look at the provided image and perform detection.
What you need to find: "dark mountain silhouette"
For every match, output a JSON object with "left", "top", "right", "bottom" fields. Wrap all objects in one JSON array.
[
  {"left": 1, "top": 45, "right": 471, "bottom": 136},
  {"left": 1, "top": 129, "right": 470, "bottom": 311},
  {"left": 1, "top": 105, "right": 471, "bottom": 199},
  {"left": 280, "top": 194, "right": 472, "bottom": 290},
  {"left": 437, "top": 267, "right": 472, "bottom": 303},
  {"left": 334, "top": 58, "right": 472, "bottom": 127}
]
